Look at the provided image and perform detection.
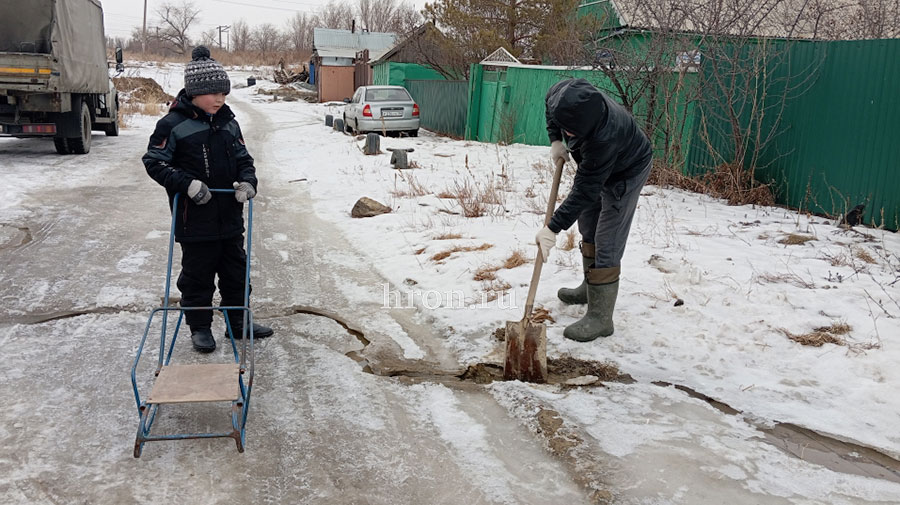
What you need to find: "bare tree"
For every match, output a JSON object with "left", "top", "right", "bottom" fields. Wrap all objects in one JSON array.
[
  {"left": 287, "top": 12, "right": 316, "bottom": 52},
  {"left": 154, "top": 0, "right": 200, "bottom": 55},
  {"left": 252, "top": 23, "right": 284, "bottom": 59},
  {"left": 319, "top": 1, "right": 354, "bottom": 30},
  {"left": 198, "top": 28, "right": 218, "bottom": 48},
  {"left": 231, "top": 19, "right": 252, "bottom": 53},
  {"left": 387, "top": 1, "right": 422, "bottom": 33}
]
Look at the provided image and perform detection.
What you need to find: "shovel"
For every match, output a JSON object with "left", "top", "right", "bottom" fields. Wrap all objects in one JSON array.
[{"left": 503, "top": 158, "right": 565, "bottom": 382}]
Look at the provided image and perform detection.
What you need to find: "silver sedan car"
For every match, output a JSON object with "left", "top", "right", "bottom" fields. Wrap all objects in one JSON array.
[{"left": 343, "top": 85, "right": 420, "bottom": 137}]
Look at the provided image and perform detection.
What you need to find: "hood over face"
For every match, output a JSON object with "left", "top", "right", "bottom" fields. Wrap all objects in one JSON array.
[{"left": 545, "top": 78, "right": 608, "bottom": 138}]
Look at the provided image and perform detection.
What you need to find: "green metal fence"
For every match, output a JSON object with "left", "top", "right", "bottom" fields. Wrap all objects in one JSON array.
[
  {"left": 373, "top": 62, "right": 445, "bottom": 86},
  {"left": 405, "top": 79, "right": 468, "bottom": 137},
  {"left": 686, "top": 38, "right": 900, "bottom": 229}
]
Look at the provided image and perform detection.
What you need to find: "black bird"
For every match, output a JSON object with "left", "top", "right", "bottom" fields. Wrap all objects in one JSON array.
[{"left": 839, "top": 204, "right": 865, "bottom": 227}]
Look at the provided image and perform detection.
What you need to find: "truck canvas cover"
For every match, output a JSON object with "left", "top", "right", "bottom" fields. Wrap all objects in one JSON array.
[{"left": 0, "top": 0, "right": 108, "bottom": 93}]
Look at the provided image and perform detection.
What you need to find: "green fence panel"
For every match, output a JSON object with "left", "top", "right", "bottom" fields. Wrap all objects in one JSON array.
[
  {"left": 686, "top": 38, "right": 900, "bottom": 229},
  {"left": 405, "top": 79, "right": 468, "bottom": 137},
  {"left": 373, "top": 62, "right": 446, "bottom": 86}
]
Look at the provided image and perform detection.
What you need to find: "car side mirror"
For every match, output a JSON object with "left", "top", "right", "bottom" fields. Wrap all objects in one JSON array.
[
  {"left": 343, "top": 98, "right": 351, "bottom": 103},
  {"left": 115, "top": 47, "right": 123, "bottom": 64}
]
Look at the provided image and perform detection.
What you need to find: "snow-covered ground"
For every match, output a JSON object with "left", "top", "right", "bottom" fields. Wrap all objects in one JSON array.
[{"left": 2, "top": 61, "right": 898, "bottom": 503}]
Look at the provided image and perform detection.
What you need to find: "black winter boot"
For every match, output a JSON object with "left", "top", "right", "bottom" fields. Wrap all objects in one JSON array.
[
  {"left": 563, "top": 267, "right": 620, "bottom": 342},
  {"left": 225, "top": 322, "right": 274, "bottom": 340},
  {"left": 190, "top": 326, "right": 216, "bottom": 353},
  {"left": 557, "top": 243, "right": 595, "bottom": 305}
]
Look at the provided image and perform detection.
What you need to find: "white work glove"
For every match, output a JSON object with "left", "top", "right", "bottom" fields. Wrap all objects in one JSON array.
[
  {"left": 535, "top": 226, "right": 557, "bottom": 263},
  {"left": 233, "top": 181, "right": 256, "bottom": 203},
  {"left": 187, "top": 179, "right": 211, "bottom": 205},
  {"left": 550, "top": 140, "right": 570, "bottom": 164}
]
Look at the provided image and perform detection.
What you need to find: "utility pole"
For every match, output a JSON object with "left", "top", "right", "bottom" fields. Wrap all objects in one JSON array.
[
  {"left": 142, "top": 0, "right": 148, "bottom": 56},
  {"left": 216, "top": 25, "right": 230, "bottom": 50}
]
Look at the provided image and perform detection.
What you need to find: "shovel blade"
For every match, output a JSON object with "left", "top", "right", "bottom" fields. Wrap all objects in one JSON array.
[{"left": 503, "top": 319, "right": 548, "bottom": 383}]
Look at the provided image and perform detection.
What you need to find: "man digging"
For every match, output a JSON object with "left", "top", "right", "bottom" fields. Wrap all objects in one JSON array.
[{"left": 536, "top": 78, "right": 653, "bottom": 342}]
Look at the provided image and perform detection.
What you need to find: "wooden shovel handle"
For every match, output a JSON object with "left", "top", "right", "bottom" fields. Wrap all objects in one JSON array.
[{"left": 523, "top": 158, "right": 565, "bottom": 318}]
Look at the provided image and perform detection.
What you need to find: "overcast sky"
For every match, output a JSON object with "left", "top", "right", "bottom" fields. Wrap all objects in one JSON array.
[{"left": 102, "top": 0, "right": 429, "bottom": 40}]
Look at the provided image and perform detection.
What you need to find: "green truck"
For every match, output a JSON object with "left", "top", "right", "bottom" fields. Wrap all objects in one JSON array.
[{"left": 0, "top": 0, "right": 122, "bottom": 154}]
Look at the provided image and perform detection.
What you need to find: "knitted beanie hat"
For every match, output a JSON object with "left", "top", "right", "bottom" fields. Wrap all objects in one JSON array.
[{"left": 184, "top": 46, "right": 231, "bottom": 97}]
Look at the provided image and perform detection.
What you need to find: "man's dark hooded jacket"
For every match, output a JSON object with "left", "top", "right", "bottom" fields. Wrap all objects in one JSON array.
[
  {"left": 545, "top": 79, "right": 652, "bottom": 233},
  {"left": 143, "top": 89, "right": 257, "bottom": 242}
]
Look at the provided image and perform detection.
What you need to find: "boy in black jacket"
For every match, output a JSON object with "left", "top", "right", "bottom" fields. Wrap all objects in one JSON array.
[
  {"left": 535, "top": 79, "right": 653, "bottom": 342},
  {"left": 143, "top": 46, "right": 273, "bottom": 352}
]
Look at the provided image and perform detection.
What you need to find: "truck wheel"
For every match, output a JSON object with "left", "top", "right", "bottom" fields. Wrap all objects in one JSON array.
[
  {"left": 53, "top": 137, "right": 70, "bottom": 154},
  {"left": 105, "top": 94, "right": 120, "bottom": 137},
  {"left": 105, "top": 118, "right": 120, "bottom": 137},
  {"left": 68, "top": 101, "right": 92, "bottom": 154}
]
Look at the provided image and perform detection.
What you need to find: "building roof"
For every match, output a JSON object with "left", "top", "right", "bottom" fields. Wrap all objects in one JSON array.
[
  {"left": 581, "top": 0, "right": 856, "bottom": 39},
  {"left": 313, "top": 27, "right": 396, "bottom": 55}
]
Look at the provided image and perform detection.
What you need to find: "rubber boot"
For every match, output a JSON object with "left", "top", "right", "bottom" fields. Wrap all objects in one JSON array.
[
  {"left": 225, "top": 322, "right": 274, "bottom": 340},
  {"left": 557, "top": 243, "right": 595, "bottom": 305},
  {"left": 564, "top": 267, "right": 620, "bottom": 342},
  {"left": 190, "top": 326, "right": 216, "bottom": 353}
]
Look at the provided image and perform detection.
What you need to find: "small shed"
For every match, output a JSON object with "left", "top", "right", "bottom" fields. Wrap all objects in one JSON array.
[{"left": 310, "top": 27, "right": 395, "bottom": 103}]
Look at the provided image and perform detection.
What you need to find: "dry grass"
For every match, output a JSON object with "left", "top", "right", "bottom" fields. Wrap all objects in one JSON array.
[
  {"left": 781, "top": 321, "right": 852, "bottom": 347},
  {"left": 757, "top": 272, "right": 816, "bottom": 289},
  {"left": 434, "top": 232, "right": 463, "bottom": 240},
  {"left": 780, "top": 328, "right": 845, "bottom": 347},
  {"left": 855, "top": 248, "right": 877, "bottom": 264},
  {"left": 813, "top": 321, "right": 852, "bottom": 335},
  {"left": 503, "top": 249, "right": 529, "bottom": 269},
  {"left": 531, "top": 307, "right": 555, "bottom": 324},
  {"left": 431, "top": 243, "right": 493, "bottom": 262},
  {"left": 436, "top": 190, "right": 455, "bottom": 199},
  {"left": 414, "top": 247, "right": 427, "bottom": 255},
  {"left": 778, "top": 233, "right": 816, "bottom": 245},
  {"left": 483, "top": 281, "right": 512, "bottom": 302},
  {"left": 648, "top": 160, "right": 775, "bottom": 207},
  {"left": 474, "top": 265, "right": 500, "bottom": 281},
  {"left": 821, "top": 250, "right": 853, "bottom": 267},
  {"left": 445, "top": 179, "right": 486, "bottom": 218},
  {"left": 560, "top": 230, "right": 577, "bottom": 251}
]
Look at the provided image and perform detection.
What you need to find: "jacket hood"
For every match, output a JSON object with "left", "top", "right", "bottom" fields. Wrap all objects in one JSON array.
[{"left": 545, "top": 79, "right": 608, "bottom": 138}]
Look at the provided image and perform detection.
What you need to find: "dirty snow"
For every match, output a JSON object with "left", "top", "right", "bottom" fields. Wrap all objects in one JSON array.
[{"left": 1, "top": 62, "right": 898, "bottom": 503}]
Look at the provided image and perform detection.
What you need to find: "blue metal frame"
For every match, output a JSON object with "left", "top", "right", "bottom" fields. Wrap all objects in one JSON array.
[{"left": 131, "top": 190, "right": 255, "bottom": 457}]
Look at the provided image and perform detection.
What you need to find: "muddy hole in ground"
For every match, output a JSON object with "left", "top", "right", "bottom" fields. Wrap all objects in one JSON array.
[
  {"left": 0, "top": 224, "right": 32, "bottom": 250},
  {"left": 459, "top": 357, "right": 632, "bottom": 385}
]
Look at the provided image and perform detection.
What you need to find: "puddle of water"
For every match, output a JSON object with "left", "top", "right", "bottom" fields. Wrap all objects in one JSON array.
[
  {"left": 0, "top": 224, "right": 32, "bottom": 249},
  {"left": 656, "top": 381, "right": 900, "bottom": 484}
]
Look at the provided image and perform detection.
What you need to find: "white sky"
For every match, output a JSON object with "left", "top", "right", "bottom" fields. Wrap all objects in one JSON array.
[{"left": 102, "top": 0, "right": 429, "bottom": 40}]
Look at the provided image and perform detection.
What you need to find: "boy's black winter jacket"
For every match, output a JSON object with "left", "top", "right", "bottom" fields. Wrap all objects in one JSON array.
[
  {"left": 545, "top": 79, "right": 652, "bottom": 233},
  {"left": 143, "top": 89, "right": 257, "bottom": 242}
]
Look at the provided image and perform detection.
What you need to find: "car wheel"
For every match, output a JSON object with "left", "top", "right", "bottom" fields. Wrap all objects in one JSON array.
[
  {"left": 409, "top": 129, "right": 418, "bottom": 138},
  {"left": 343, "top": 115, "right": 352, "bottom": 134}
]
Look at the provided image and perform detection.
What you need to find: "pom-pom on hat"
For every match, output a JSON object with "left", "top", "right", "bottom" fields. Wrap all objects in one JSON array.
[{"left": 184, "top": 46, "right": 231, "bottom": 97}]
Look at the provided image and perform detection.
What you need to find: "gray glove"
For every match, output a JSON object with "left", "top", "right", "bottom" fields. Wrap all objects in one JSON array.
[
  {"left": 233, "top": 181, "right": 256, "bottom": 203},
  {"left": 550, "top": 140, "right": 570, "bottom": 164},
  {"left": 187, "top": 179, "right": 211, "bottom": 205}
]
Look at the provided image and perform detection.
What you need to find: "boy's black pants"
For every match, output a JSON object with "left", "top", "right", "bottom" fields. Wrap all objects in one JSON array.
[{"left": 177, "top": 236, "right": 250, "bottom": 329}]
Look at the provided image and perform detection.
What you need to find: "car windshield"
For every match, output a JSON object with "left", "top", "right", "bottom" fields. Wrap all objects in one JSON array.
[{"left": 365, "top": 88, "right": 411, "bottom": 102}]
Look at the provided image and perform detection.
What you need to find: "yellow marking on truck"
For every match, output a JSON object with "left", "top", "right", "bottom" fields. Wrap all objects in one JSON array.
[{"left": 0, "top": 67, "right": 52, "bottom": 75}]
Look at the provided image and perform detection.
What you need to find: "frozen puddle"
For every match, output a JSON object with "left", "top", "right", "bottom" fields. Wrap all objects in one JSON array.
[{"left": 491, "top": 381, "right": 900, "bottom": 504}]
